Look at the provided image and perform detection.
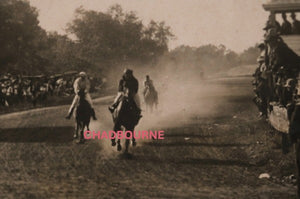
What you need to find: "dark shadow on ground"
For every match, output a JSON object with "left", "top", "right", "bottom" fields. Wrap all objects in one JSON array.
[{"left": 0, "top": 126, "right": 74, "bottom": 143}]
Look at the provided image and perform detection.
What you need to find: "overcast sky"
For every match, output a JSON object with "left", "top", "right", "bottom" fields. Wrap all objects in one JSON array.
[{"left": 28, "top": 0, "right": 270, "bottom": 52}]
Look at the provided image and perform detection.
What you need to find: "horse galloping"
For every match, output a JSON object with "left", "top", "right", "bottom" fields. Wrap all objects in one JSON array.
[{"left": 111, "top": 94, "right": 141, "bottom": 153}]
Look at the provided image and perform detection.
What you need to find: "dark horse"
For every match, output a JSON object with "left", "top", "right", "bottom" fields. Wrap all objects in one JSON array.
[
  {"left": 74, "top": 89, "right": 92, "bottom": 143},
  {"left": 143, "top": 86, "right": 158, "bottom": 113},
  {"left": 111, "top": 94, "right": 141, "bottom": 153}
]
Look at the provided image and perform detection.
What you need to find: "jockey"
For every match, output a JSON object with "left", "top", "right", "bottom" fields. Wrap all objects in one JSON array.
[
  {"left": 143, "top": 75, "right": 155, "bottom": 92},
  {"left": 144, "top": 75, "right": 153, "bottom": 87},
  {"left": 108, "top": 69, "right": 141, "bottom": 115},
  {"left": 65, "top": 71, "right": 97, "bottom": 120}
]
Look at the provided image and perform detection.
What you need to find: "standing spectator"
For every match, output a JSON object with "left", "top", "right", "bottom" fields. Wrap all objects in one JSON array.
[
  {"left": 0, "top": 87, "right": 8, "bottom": 107},
  {"left": 47, "top": 79, "right": 54, "bottom": 96}
]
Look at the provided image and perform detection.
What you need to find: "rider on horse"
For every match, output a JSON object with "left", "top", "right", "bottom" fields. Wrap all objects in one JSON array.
[
  {"left": 108, "top": 69, "right": 142, "bottom": 118},
  {"left": 143, "top": 75, "right": 156, "bottom": 94},
  {"left": 65, "top": 71, "right": 97, "bottom": 120}
]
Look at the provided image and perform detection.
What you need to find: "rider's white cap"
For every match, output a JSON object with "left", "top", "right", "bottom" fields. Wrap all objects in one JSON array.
[{"left": 79, "top": 71, "right": 87, "bottom": 77}]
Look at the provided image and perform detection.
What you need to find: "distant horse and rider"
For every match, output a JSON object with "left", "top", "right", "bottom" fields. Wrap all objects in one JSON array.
[{"left": 143, "top": 75, "right": 158, "bottom": 113}]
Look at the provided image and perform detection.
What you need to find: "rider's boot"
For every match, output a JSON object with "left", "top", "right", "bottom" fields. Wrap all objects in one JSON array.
[
  {"left": 108, "top": 103, "right": 117, "bottom": 113},
  {"left": 137, "top": 107, "right": 142, "bottom": 119},
  {"left": 91, "top": 108, "right": 97, "bottom": 120},
  {"left": 108, "top": 106, "right": 114, "bottom": 113},
  {"left": 65, "top": 107, "right": 74, "bottom": 120}
]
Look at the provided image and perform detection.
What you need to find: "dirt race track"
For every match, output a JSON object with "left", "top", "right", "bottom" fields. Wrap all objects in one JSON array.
[{"left": 0, "top": 77, "right": 298, "bottom": 199}]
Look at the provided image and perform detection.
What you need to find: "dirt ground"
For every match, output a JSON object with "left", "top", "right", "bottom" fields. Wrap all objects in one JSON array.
[{"left": 0, "top": 77, "right": 297, "bottom": 199}]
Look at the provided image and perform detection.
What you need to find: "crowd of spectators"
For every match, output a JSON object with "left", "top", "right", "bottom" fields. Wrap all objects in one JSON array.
[
  {"left": 0, "top": 72, "right": 103, "bottom": 108},
  {"left": 253, "top": 12, "right": 300, "bottom": 118}
]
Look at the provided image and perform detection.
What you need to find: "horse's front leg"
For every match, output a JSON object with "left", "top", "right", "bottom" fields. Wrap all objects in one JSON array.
[
  {"left": 117, "top": 139, "right": 122, "bottom": 151},
  {"left": 86, "top": 122, "right": 90, "bottom": 134},
  {"left": 125, "top": 131, "right": 131, "bottom": 153},
  {"left": 132, "top": 129, "right": 136, "bottom": 147},
  {"left": 75, "top": 122, "right": 85, "bottom": 144},
  {"left": 125, "top": 128, "right": 136, "bottom": 153},
  {"left": 112, "top": 123, "right": 121, "bottom": 151},
  {"left": 74, "top": 121, "right": 79, "bottom": 139},
  {"left": 79, "top": 128, "right": 85, "bottom": 143}
]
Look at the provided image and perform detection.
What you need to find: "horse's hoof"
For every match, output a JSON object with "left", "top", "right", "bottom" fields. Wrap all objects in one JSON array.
[
  {"left": 73, "top": 134, "right": 78, "bottom": 139},
  {"left": 76, "top": 139, "right": 85, "bottom": 144},
  {"left": 111, "top": 140, "right": 116, "bottom": 146},
  {"left": 117, "top": 144, "right": 122, "bottom": 151}
]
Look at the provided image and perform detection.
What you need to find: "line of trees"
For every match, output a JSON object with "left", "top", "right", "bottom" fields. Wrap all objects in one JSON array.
[
  {"left": 0, "top": 0, "right": 259, "bottom": 78},
  {"left": 163, "top": 44, "right": 259, "bottom": 75}
]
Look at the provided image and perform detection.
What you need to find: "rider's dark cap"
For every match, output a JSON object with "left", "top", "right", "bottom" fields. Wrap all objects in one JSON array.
[{"left": 124, "top": 69, "right": 133, "bottom": 75}]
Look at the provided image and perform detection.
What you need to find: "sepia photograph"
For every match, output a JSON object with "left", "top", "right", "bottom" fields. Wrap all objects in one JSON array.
[{"left": 0, "top": 0, "right": 300, "bottom": 198}]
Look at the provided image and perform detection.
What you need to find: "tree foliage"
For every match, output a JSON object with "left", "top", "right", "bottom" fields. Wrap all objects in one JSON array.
[
  {"left": 67, "top": 5, "right": 174, "bottom": 67},
  {"left": 0, "top": 0, "right": 48, "bottom": 74},
  {"left": 166, "top": 44, "right": 259, "bottom": 75}
]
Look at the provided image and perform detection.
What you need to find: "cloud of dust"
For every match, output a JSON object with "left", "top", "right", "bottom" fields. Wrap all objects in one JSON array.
[
  {"left": 133, "top": 61, "right": 230, "bottom": 140},
  {"left": 93, "top": 60, "right": 231, "bottom": 155}
]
